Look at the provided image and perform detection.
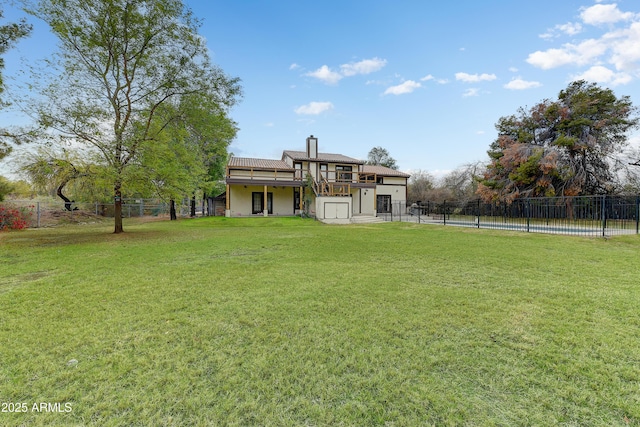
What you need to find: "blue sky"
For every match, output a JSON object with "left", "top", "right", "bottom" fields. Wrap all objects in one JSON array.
[{"left": 3, "top": 0, "right": 640, "bottom": 177}]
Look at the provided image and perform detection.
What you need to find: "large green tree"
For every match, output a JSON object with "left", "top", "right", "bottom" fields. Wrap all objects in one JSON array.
[
  {"left": 133, "top": 93, "right": 237, "bottom": 219},
  {"left": 0, "top": 8, "right": 32, "bottom": 160},
  {"left": 477, "top": 81, "right": 638, "bottom": 202},
  {"left": 366, "top": 146, "right": 398, "bottom": 170},
  {"left": 28, "top": 0, "right": 241, "bottom": 232}
]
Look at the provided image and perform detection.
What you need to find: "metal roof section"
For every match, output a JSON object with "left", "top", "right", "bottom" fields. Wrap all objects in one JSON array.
[
  {"left": 282, "top": 150, "right": 364, "bottom": 164},
  {"left": 362, "top": 165, "right": 411, "bottom": 177},
  {"left": 228, "top": 157, "right": 294, "bottom": 170}
]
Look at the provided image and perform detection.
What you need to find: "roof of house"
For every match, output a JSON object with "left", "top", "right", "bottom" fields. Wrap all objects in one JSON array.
[
  {"left": 228, "top": 157, "right": 294, "bottom": 170},
  {"left": 282, "top": 150, "right": 364, "bottom": 164},
  {"left": 362, "top": 164, "right": 411, "bottom": 178},
  {"left": 228, "top": 154, "right": 411, "bottom": 178}
]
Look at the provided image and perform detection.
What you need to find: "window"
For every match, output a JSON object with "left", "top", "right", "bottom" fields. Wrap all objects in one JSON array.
[
  {"left": 320, "top": 163, "right": 328, "bottom": 180},
  {"left": 376, "top": 176, "right": 384, "bottom": 184},
  {"left": 335, "top": 165, "right": 352, "bottom": 182},
  {"left": 294, "top": 162, "right": 303, "bottom": 180},
  {"left": 377, "top": 195, "right": 391, "bottom": 213},
  {"left": 252, "top": 192, "right": 273, "bottom": 214},
  {"left": 293, "top": 188, "right": 301, "bottom": 211}
]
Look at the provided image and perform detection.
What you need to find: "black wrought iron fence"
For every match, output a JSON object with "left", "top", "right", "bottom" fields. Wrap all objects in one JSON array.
[{"left": 383, "top": 195, "right": 640, "bottom": 237}]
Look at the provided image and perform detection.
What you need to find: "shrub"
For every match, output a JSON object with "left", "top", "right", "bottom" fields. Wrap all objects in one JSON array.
[{"left": 0, "top": 205, "right": 34, "bottom": 231}]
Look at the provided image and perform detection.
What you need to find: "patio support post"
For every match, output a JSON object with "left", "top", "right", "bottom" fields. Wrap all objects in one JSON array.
[
  {"left": 225, "top": 184, "right": 230, "bottom": 217},
  {"left": 264, "top": 185, "right": 268, "bottom": 217}
]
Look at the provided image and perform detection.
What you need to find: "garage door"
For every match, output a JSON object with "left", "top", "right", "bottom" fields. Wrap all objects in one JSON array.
[{"left": 324, "top": 202, "right": 349, "bottom": 219}]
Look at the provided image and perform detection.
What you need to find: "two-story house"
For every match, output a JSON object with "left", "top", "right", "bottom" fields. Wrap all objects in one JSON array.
[{"left": 224, "top": 135, "right": 409, "bottom": 222}]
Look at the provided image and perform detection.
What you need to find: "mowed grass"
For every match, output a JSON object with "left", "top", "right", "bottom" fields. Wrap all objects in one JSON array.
[{"left": 1, "top": 217, "right": 639, "bottom": 426}]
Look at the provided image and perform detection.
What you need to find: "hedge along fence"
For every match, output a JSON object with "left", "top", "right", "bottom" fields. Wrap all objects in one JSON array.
[{"left": 386, "top": 195, "right": 640, "bottom": 237}]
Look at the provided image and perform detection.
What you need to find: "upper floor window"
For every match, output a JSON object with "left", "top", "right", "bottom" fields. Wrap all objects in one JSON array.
[
  {"left": 335, "top": 165, "right": 352, "bottom": 182},
  {"left": 294, "top": 162, "right": 303, "bottom": 180},
  {"left": 320, "top": 163, "right": 328, "bottom": 180}
]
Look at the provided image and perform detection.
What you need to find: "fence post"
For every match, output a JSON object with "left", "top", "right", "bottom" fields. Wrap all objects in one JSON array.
[
  {"left": 140, "top": 200, "right": 144, "bottom": 217},
  {"left": 601, "top": 195, "right": 607, "bottom": 237},
  {"left": 636, "top": 196, "right": 639, "bottom": 235},
  {"left": 477, "top": 199, "right": 480, "bottom": 229},
  {"left": 36, "top": 202, "right": 40, "bottom": 228},
  {"left": 526, "top": 199, "right": 530, "bottom": 233},
  {"left": 443, "top": 200, "right": 447, "bottom": 225}
]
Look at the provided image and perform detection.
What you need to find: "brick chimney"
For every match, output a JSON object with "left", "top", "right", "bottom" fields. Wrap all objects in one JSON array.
[{"left": 306, "top": 135, "right": 318, "bottom": 158}]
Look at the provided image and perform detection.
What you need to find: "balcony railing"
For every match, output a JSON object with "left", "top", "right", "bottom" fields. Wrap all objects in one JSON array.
[
  {"left": 227, "top": 168, "right": 377, "bottom": 185},
  {"left": 313, "top": 176, "right": 351, "bottom": 197},
  {"left": 297, "top": 170, "right": 376, "bottom": 184}
]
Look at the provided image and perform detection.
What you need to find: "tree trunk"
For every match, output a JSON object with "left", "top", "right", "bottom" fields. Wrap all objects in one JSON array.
[
  {"left": 57, "top": 180, "right": 74, "bottom": 212},
  {"left": 190, "top": 194, "right": 196, "bottom": 217},
  {"left": 170, "top": 199, "right": 177, "bottom": 220},
  {"left": 114, "top": 182, "right": 123, "bottom": 233}
]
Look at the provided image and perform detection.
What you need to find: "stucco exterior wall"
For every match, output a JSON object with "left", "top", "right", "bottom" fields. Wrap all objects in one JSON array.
[
  {"left": 357, "top": 188, "right": 375, "bottom": 215},
  {"left": 376, "top": 184, "right": 407, "bottom": 204},
  {"left": 382, "top": 176, "right": 407, "bottom": 186}
]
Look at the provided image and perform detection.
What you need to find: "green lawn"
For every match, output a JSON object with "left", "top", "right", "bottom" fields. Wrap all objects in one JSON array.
[{"left": 1, "top": 217, "right": 639, "bottom": 426}]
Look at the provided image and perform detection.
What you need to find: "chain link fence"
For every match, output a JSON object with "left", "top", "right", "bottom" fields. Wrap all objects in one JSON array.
[
  {"left": 380, "top": 195, "right": 640, "bottom": 237},
  {"left": 1, "top": 199, "right": 198, "bottom": 228}
]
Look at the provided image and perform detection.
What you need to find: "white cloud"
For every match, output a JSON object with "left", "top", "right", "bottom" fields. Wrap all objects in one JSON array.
[
  {"left": 558, "top": 22, "right": 583, "bottom": 35},
  {"left": 504, "top": 78, "right": 542, "bottom": 90},
  {"left": 305, "top": 57, "right": 387, "bottom": 85},
  {"left": 420, "top": 74, "right": 447, "bottom": 84},
  {"left": 509, "top": 67, "right": 519, "bottom": 73},
  {"left": 462, "top": 88, "right": 480, "bottom": 97},
  {"left": 305, "top": 65, "right": 343, "bottom": 84},
  {"left": 607, "top": 22, "right": 640, "bottom": 71},
  {"left": 340, "top": 57, "right": 387, "bottom": 76},
  {"left": 580, "top": 3, "right": 636, "bottom": 25},
  {"left": 383, "top": 80, "right": 421, "bottom": 95},
  {"left": 571, "top": 65, "right": 632, "bottom": 85},
  {"left": 289, "top": 63, "right": 300, "bottom": 70},
  {"left": 527, "top": 4, "right": 640, "bottom": 81},
  {"left": 294, "top": 101, "right": 334, "bottom": 115},
  {"left": 526, "top": 38, "right": 608, "bottom": 69},
  {"left": 540, "top": 22, "right": 583, "bottom": 39},
  {"left": 455, "top": 72, "right": 497, "bottom": 83},
  {"left": 526, "top": 48, "right": 571, "bottom": 69}
]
